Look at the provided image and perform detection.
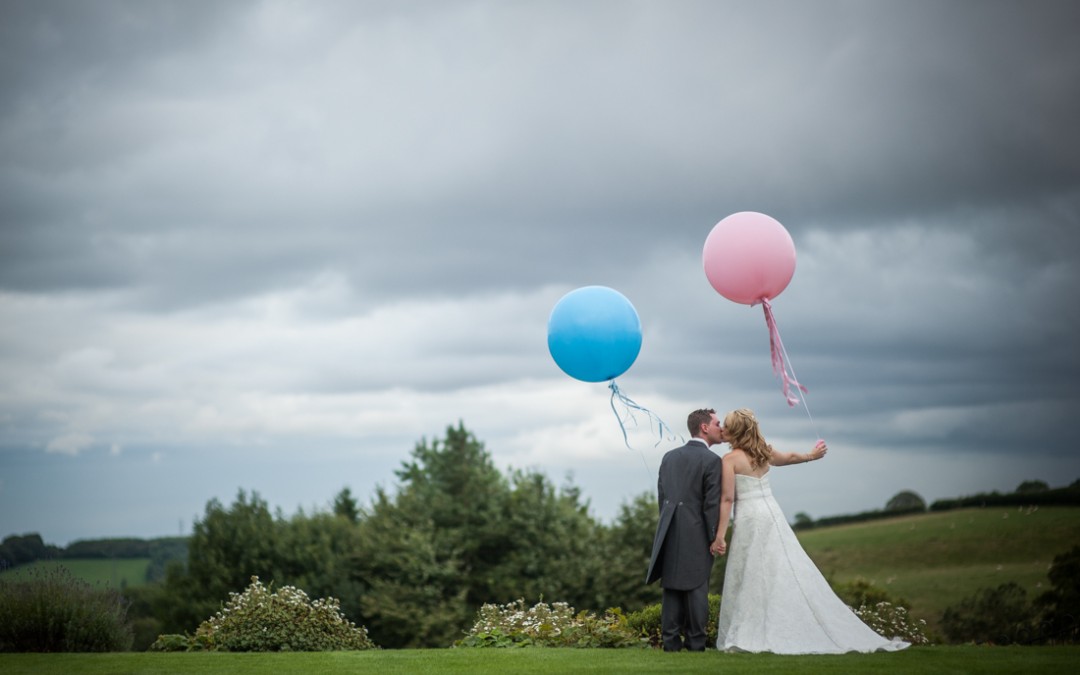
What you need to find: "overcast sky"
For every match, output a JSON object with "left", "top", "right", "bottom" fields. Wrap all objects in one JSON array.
[{"left": 2, "top": 0, "right": 1078, "bottom": 547}]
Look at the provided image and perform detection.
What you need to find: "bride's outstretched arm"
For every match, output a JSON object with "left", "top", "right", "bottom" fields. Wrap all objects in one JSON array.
[
  {"left": 711, "top": 454, "right": 736, "bottom": 556},
  {"left": 769, "top": 440, "right": 827, "bottom": 467}
]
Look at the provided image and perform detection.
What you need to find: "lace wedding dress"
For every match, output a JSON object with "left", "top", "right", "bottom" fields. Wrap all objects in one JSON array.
[{"left": 716, "top": 473, "right": 910, "bottom": 654}]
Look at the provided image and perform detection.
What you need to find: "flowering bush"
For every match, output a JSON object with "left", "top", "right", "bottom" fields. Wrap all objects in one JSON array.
[
  {"left": 456, "top": 599, "right": 645, "bottom": 648},
  {"left": 853, "top": 601, "right": 931, "bottom": 645},
  {"left": 154, "top": 576, "right": 375, "bottom": 652}
]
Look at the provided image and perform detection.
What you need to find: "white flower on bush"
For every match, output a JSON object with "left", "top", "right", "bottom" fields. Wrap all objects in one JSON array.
[
  {"left": 852, "top": 601, "right": 930, "bottom": 645},
  {"left": 460, "top": 598, "right": 643, "bottom": 648},
  {"left": 193, "top": 576, "right": 376, "bottom": 651}
]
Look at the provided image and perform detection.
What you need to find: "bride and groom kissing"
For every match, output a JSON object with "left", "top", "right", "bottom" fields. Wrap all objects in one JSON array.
[{"left": 646, "top": 408, "right": 909, "bottom": 654}]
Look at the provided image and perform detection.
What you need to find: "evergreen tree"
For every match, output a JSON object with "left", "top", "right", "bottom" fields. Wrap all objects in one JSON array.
[
  {"left": 347, "top": 422, "right": 608, "bottom": 647},
  {"left": 332, "top": 487, "right": 361, "bottom": 524}
]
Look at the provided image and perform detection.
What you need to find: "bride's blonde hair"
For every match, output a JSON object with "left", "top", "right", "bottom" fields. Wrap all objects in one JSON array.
[{"left": 724, "top": 408, "right": 773, "bottom": 469}]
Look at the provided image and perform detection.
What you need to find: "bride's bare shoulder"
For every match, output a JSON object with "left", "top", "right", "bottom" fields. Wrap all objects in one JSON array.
[{"left": 723, "top": 448, "right": 751, "bottom": 472}]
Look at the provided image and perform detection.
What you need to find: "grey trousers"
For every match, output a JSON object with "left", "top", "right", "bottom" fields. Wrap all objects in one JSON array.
[{"left": 661, "top": 580, "right": 710, "bottom": 651}]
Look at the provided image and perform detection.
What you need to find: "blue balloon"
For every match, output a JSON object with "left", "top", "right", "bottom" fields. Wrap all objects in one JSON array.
[{"left": 547, "top": 286, "right": 642, "bottom": 383}]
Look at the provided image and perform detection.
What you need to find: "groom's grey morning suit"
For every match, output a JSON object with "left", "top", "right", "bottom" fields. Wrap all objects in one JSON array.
[{"left": 646, "top": 438, "right": 722, "bottom": 651}]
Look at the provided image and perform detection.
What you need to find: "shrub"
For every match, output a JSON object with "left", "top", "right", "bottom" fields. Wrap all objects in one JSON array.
[
  {"left": 1035, "top": 545, "right": 1080, "bottom": 643},
  {"left": 625, "top": 602, "right": 662, "bottom": 647},
  {"left": 121, "top": 584, "right": 168, "bottom": 651},
  {"left": 833, "top": 577, "right": 908, "bottom": 610},
  {"left": 853, "top": 602, "right": 930, "bottom": 645},
  {"left": 941, "top": 582, "right": 1039, "bottom": 644},
  {"left": 0, "top": 565, "right": 133, "bottom": 652},
  {"left": 148, "top": 633, "right": 197, "bottom": 652},
  {"left": 183, "top": 576, "right": 376, "bottom": 652},
  {"left": 625, "top": 595, "right": 721, "bottom": 649},
  {"left": 456, "top": 599, "right": 645, "bottom": 648}
]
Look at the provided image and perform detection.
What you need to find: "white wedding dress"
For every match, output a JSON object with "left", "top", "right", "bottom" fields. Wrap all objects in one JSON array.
[{"left": 716, "top": 473, "right": 910, "bottom": 654}]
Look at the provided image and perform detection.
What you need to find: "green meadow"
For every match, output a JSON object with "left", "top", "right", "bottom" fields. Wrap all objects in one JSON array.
[
  {"left": 0, "top": 557, "right": 151, "bottom": 589},
  {"left": 798, "top": 506, "right": 1080, "bottom": 634}
]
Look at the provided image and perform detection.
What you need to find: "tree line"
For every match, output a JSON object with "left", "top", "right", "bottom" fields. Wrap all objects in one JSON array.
[
  {"left": 0, "top": 534, "right": 188, "bottom": 584},
  {"left": 5, "top": 425, "right": 1078, "bottom": 649},
  {"left": 792, "top": 480, "right": 1080, "bottom": 530},
  {"left": 143, "top": 423, "right": 681, "bottom": 648}
]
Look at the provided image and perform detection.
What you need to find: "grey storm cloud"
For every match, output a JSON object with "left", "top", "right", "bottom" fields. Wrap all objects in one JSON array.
[{"left": 4, "top": 2, "right": 1078, "bottom": 298}]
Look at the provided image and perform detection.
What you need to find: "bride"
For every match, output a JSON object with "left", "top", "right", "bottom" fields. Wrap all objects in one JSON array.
[{"left": 710, "top": 408, "right": 910, "bottom": 654}]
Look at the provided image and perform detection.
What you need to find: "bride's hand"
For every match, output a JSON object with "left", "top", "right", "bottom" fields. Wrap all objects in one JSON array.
[{"left": 710, "top": 540, "right": 726, "bottom": 556}]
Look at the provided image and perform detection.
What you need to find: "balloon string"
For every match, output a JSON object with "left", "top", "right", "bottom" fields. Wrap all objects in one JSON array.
[
  {"left": 608, "top": 380, "right": 680, "bottom": 475},
  {"left": 759, "top": 298, "right": 819, "bottom": 438}
]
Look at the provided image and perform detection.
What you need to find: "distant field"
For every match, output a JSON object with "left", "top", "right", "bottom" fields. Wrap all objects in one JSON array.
[
  {"left": 797, "top": 506, "right": 1080, "bottom": 634},
  {"left": 0, "top": 558, "right": 152, "bottom": 589}
]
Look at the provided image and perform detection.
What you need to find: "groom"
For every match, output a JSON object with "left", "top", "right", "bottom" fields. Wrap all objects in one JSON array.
[{"left": 646, "top": 408, "right": 723, "bottom": 651}]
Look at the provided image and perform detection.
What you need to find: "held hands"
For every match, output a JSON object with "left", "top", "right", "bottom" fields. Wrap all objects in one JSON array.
[{"left": 710, "top": 538, "right": 726, "bottom": 557}]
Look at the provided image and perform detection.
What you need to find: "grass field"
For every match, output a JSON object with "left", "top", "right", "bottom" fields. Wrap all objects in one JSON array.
[
  {"left": 0, "top": 558, "right": 151, "bottom": 589},
  {"left": 797, "top": 506, "right": 1080, "bottom": 634},
  {"left": 2, "top": 646, "right": 1079, "bottom": 674}
]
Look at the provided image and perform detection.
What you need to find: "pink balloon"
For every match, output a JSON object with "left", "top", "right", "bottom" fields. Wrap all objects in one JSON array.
[{"left": 702, "top": 212, "right": 797, "bottom": 305}]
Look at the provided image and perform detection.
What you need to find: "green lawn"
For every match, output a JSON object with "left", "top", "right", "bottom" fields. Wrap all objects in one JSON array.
[
  {"left": 0, "top": 558, "right": 151, "bottom": 589},
  {"left": 2, "top": 646, "right": 1079, "bottom": 674},
  {"left": 797, "top": 506, "right": 1080, "bottom": 633}
]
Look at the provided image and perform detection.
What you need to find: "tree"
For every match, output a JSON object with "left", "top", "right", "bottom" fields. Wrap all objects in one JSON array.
[
  {"left": 941, "top": 582, "right": 1038, "bottom": 644},
  {"left": 348, "top": 488, "right": 469, "bottom": 648},
  {"left": 332, "top": 487, "right": 361, "bottom": 524},
  {"left": 159, "top": 490, "right": 284, "bottom": 633},
  {"left": 0, "top": 533, "right": 59, "bottom": 568},
  {"left": 145, "top": 537, "right": 189, "bottom": 583},
  {"left": 885, "top": 490, "right": 926, "bottom": 512},
  {"left": 62, "top": 538, "right": 150, "bottom": 559},
  {"left": 793, "top": 512, "right": 814, "bottom": 529},
  {"left": 344, "top": 423, "right": 510, "bottom": 647},
  {"left": 394, "top": 423, "right": 509, "bottom": 609},
  {"left": 275, "top": 509, "right": 365, "bottom": 623},
  {"left": 1016, "top": 480, "right": 1050, "bottom": 494},
  {"left": 489, "top": 471, "right": 605, "bottom": 611},
  {"left": 346, "top": 422, "right": 610, "bottom": 647},
  {"left": 594, "top": 492, "right": 663, "bottom": 613}
]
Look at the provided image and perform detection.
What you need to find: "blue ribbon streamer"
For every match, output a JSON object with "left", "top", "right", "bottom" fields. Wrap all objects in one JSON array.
[{"left": 607, "top": 380, "right": 682, "bottom": 466}]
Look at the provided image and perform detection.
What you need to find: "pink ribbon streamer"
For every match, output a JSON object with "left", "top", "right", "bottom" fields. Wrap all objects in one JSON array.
[{"left": 759, "top": 297, "right": 807, "bottom": 407}]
